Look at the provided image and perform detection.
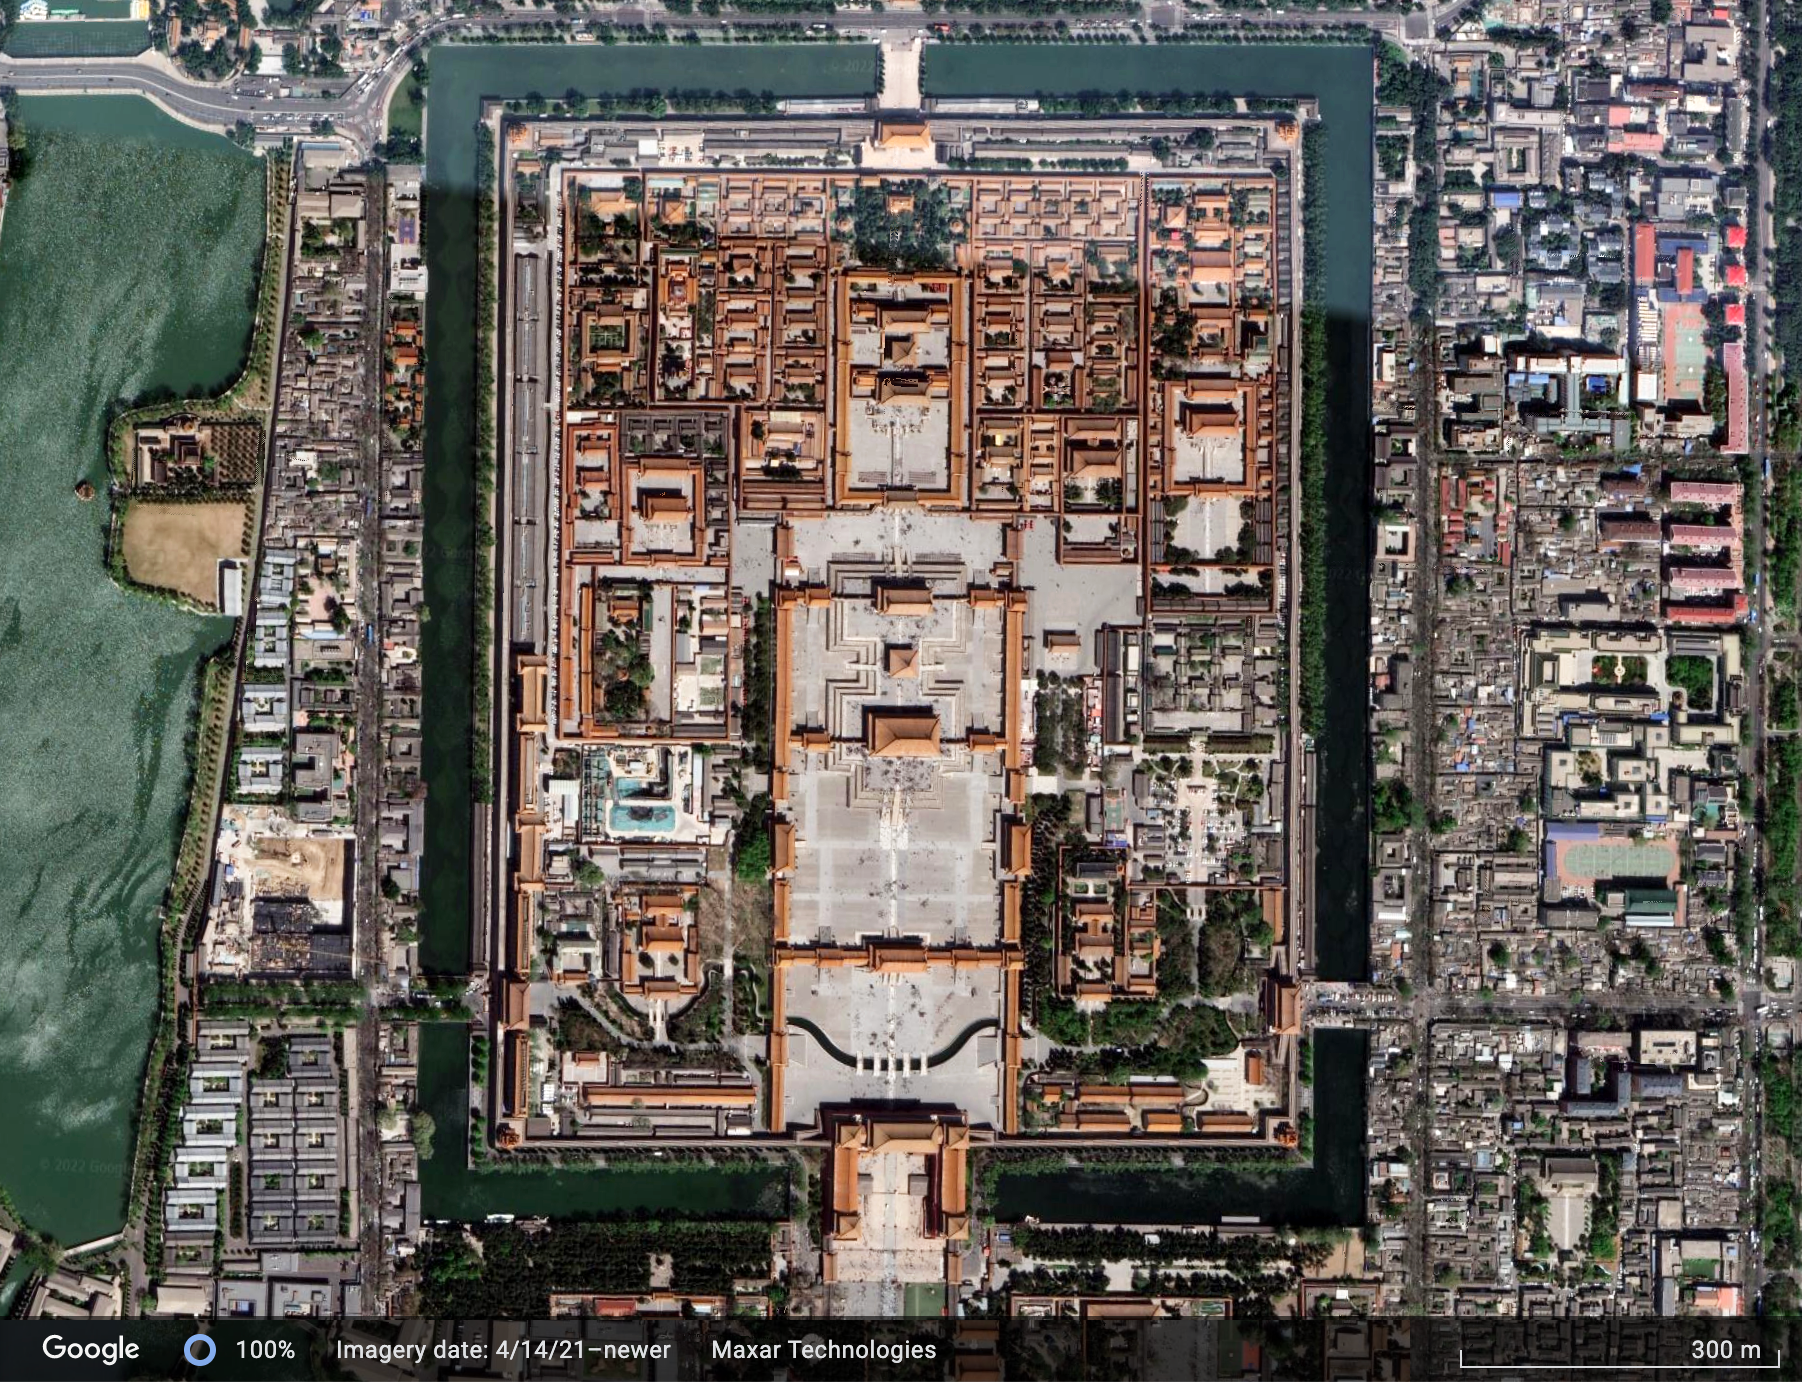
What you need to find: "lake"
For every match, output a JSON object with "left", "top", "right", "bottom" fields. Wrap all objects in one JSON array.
[
  {"left": 1, "top": 20, "right": 149, "bottom": 58},
  {"left": 0, "top": 97, "right": 260, "bottom": 1242}
]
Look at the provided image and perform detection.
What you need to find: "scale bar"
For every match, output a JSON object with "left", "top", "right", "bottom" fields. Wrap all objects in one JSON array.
[{"left": 1460, "top": 1350, "right": 1783, "bottom": 1373}]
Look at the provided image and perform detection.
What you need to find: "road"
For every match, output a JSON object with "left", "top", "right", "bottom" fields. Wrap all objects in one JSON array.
[
  {"left": 0, "top": 58, "right": 388, "bottom": 151},
  {"left": 0, "top": 7, "right": 1412, "bottom": 155},
  {"left": 0, "top": 10, "right": 502, "bottom": 152},
  {"left": 1401, "top": 315, "right": 1441, "bottom": 1312},
  {"left": 1744, "top": 0, "right": 1785, "bottom": 1309},
  {"left": 354, "top": 166, "right": 389, "bottom": 1307}
]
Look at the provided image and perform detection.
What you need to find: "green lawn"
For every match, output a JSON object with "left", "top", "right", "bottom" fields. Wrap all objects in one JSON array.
[
  {"left": 903, "top": 1282, "right": 946, "bottom": 1316},
  {"left": 387, "top": 76, "right": 424, "bottom": 141}
]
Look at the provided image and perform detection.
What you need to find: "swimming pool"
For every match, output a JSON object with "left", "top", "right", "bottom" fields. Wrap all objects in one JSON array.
[
  {"left": 613, "top": 775, "right": 660, "bottom": 801},
  {"left": 610, "top": 802, "right": 677, "bottom": 834}
]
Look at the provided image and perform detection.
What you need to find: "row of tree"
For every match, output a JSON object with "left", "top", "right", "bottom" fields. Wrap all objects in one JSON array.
[{"left": 417, "top": 1219, "right": 772, "bottom": 1315}]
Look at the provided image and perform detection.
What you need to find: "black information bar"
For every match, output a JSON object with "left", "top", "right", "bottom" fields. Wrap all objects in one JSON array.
[{"left": 1, "top": 1316, "right": 1798, "bottom": 1381}]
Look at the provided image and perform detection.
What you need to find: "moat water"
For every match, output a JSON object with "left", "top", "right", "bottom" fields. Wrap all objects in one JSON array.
[
  {"left": 923, "top": 44, "right": 1376, "bottom": 981},
  {"left": 0, "top": 97, "right": 261, "bottom": 1242},
  {"left": 415, "top": 44, "right": 881, "bottom": 978},
  {"left": 413, "top": 41, "right": 1375, "bottom": 1224},
  {"left": 0, "top": 45, "right": 1372, "bottom": 1245}
]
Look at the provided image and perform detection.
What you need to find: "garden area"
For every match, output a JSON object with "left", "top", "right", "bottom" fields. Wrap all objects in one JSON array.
[
  {"left": 416, "top": 1218, "right": 773, "bottom": 1315},
  {"left": 1031, "top": 674, "right": 1089, "bottom": 776},
  {"left": 1665, "top": 653, "right": 1715, "bottom": 711},
  {"left": 593, "top": 590, "right": 655, "bottom": 722}
]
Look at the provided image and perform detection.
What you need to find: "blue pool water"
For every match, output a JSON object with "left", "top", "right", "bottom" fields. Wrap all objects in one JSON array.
[{"left": 610, "top": 802, "right": 676, "bottom": 833}]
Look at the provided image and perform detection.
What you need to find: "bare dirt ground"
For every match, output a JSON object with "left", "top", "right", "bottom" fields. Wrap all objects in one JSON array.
[
  {"left": 697, "top": 846, "right": 731, "bottom": 963},
  {"left": 121, "top": 499, "right": 247, "bottom": 606},
  {"left": 247, "top": 832, "right": 347, "bottom": 901},
  {"left": 731, "top": 870, "right": 774, "bottom": 959}
]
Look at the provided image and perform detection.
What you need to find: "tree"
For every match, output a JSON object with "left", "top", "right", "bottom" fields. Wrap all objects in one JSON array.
[
  {"left": 1666, "top": 653, "right": 1715, "bottom": 710},
  {"left": 734, "top": 808, "right": 772, "bottom": 881},
  {"left": 411, "top": 1109, "right": 436, "bottom": 1161},
  {"left": 0, "top": 92, "right": 27, "bottom": 181},
  {"left": 1371, "top": 778, "right": 1421, "bottom": 834},
  {"left": 604, "top": 678, "right": 645, "bottom": 720},
  {"left": 254, "top": 1038, "right": 288, "bottom": 1080}
]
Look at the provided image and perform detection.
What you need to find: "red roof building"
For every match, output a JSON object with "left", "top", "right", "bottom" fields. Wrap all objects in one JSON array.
[
  {"left": 1725, "top": 340, "right": 1749, "bottom": 454},
  {"left": 1666, "top": 596, "right": 1748, "bottom": 625},
  {"left": 1634, "top": 223, "right": 1657, "bottom": 285},
  {"left": 1668, "top": 480, "right": 1741, "bottom": 505}
]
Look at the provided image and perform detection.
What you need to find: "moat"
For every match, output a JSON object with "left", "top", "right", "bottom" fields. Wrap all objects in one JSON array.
[
  {"left": 0, "top": 40, "right": 1377, "bottom": 1244},
  {"left": 413, "top": 41, "right": 1374, "bottom": 1224}
]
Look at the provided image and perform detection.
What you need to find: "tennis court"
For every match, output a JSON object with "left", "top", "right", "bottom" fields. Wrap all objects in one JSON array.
[{"left": 1552, "top": 835, "right": 1680, "bottom": 885}]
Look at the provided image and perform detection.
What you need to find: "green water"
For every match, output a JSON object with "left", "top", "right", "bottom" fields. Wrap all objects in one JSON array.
[
  {"left": 994, "top": 1028, "right": 1368, "bottom": 1225},
  {"left": 0, "top": 1259, "right": 30, "bottom": 1316},
  {"left": 0, "top": 97, "right": 261, "bottom": 1242},
  {"left": 1, "top": 20, "right": 149, "bottom": 57},
  {"left": 62, "top": 0, "right": 140, "bottom": 16},
  {"left": 415, "top": 1024, "right": 781, "bottom": 1219},
  {"left": 418, "top": 41, "right": 1370, "bottom": 980},
  {"left": 924, "top": 44, "right": 1375, "bottom": 981},
  {"left": 417, "top": 44, "right": 878, "bottom": 974},
  {"left": 413, "top": 43, "right": 1370, "bottom": 1226}
]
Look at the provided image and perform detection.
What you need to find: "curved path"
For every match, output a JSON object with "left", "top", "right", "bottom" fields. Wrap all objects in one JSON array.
[{"left": 786, "top": 1015, "right": 998, "bottom": 1070}]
